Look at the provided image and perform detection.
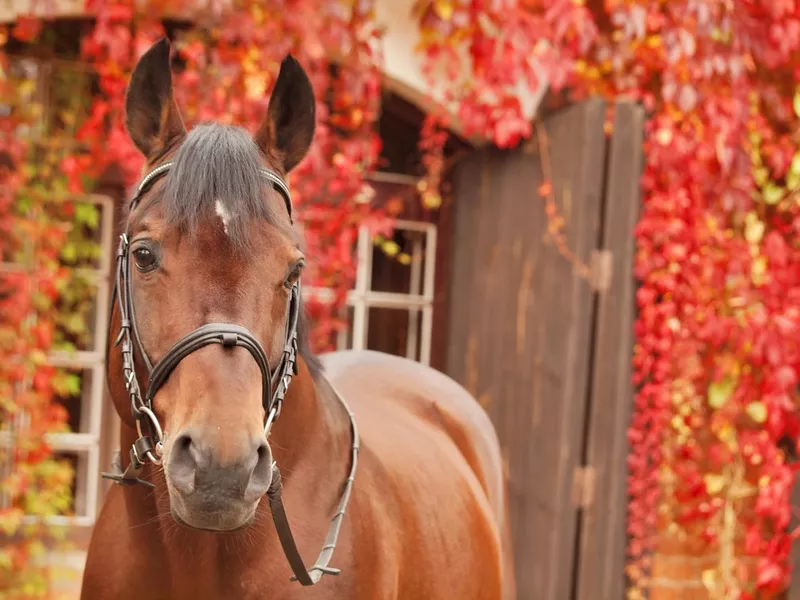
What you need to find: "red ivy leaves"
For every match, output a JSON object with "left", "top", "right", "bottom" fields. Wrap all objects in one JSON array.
[
  {"left": 572, "top": 0, "right": 800, "bottom": 596},
  {"left": 415, "top": 0, "right": 800, "bottom": 596}
]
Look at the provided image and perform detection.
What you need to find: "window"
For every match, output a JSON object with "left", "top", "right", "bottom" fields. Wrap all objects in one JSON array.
[
  {"left": 305, "top": 219, "right": 437, "bottom": 365},
  {"left": 0, "top": 194, "right": 115, "bottom": 528}
]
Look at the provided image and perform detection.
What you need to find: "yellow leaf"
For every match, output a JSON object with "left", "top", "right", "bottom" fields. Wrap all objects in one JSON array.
[
  {"left": 744, "top": 212, "right": 765, "bottom": 244},
  {"left": 751, "top": 255, "right": 768, "bottom": 286},
  {"left": 0, "top": 508, "right": 23, "bottom": 536},
  {"left": 708, "top": 378, "right": 735, "bottom": 409},
  {"left": 717, "top": 423, "right": 737, "bottom": 447},
  {"left": 244, "top": 74, "right": 267, "bottom": 100},
  {"left": 790, "top": 153, "right": 800, "bottom": 175},
  {"left": 381, "top": 240, "right": 400, "bottom": 257},
  {"left": 746, "top": 401, "right": 767, "bottom": 424},
  {"left": 753, "top": 167, "right": 769, "bottom": 187},
  {"left": 29, "top": 349, "right": 47, "bottom": 366},
  {"left": 702, "top": 568, "right": 718, "bottom": 592},
  {"left": 433, "top": 0, "right": 454, "bottom": 20},
  {"left": 397, "top": 253, "right": 411, "bottom": 265},
  {"left": 422, "top": 190, "right": 442, "bottom": 210},
  {"left": 704, "top": 473, "right": 725, "bottom": 495},
  {"left": 17, "top": 79, "right": 36, "bottom": 98},
  {"left": 762, "top": 183, "right": 784, "bottom": 205},
  {"left": 788, "top": 170, "right": 800, "bottom": 192},
  {"left": 251, "top": 3, "right": 264, "bottom": 24}
]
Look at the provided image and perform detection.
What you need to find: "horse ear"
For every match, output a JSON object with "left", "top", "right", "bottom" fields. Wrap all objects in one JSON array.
[
  {"left": 125, "top": 37, "right": 186, "bottom": 160},
  {"left": 254, "top": 55, "right": 316, "bottom": 172}
]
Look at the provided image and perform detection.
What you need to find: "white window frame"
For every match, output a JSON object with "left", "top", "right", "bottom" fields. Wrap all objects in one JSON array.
[
  {"left": 0, "top": 193, "right": 114, "bottom": 528},
  {"left": 305, "top": 219, "right": 437, "bottom": 365}
]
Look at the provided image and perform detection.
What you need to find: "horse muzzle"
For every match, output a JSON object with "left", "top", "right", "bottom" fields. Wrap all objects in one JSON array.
[{"left": 164, "top": 426, "right": 274, "bottom": 531}]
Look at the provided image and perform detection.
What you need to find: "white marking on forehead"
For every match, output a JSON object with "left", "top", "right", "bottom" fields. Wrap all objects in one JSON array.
[{"left": 215, "top": 199, "right": 231, "bottom": 235}]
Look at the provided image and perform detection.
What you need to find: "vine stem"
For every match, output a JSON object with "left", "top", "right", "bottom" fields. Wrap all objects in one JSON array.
[{"left": 533, "top": 120, "right": 592, "bottom": 281}]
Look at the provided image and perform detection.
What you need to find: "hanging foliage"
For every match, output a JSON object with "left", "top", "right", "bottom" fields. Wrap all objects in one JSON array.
[
  {"left": 414, "top": 0, "right": 800, "bottom": 597},
  {"left": 0, "top": 32, "right": 77, "bottom": 597},
  {"left": 2, "top": 0, "right": 394, "bottom": 593},
  {"left": 574, "top": 2, "right": 800, "bottom": 597}
]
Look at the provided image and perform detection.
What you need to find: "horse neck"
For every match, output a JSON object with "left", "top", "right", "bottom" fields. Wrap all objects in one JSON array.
[{"left": 266, "top": 356, "right": 347, "bottom": 473}]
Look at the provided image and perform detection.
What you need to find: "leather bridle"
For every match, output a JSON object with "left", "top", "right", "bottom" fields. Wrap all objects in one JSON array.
[{"left": 102, "top": 161, "right": 359, "bottom": 586}]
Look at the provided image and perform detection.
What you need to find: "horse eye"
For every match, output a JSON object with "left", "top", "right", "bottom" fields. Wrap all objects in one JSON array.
[
  {"left": 284, "top": 262, "right": 304, "bottom": 289},
  {"left": 132, "top": 247, "right": 158, "bottom": 272}
]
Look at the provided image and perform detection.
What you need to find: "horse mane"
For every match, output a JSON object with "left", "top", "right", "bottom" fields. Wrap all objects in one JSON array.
[{"left": 129, "top": 122, "right": 324, "bottom": 379}]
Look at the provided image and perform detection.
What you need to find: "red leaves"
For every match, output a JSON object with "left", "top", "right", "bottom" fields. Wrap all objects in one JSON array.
[
  {"left": 550, "top": 0, "right": 800, "bottom": 596},
  {"left": 10, "top": 16, "right": 42, "bottom": 43}
]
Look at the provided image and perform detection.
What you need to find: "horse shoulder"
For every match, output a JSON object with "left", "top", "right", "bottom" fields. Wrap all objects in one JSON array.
[
  {"left": 322, "top": 350, "right": 506, "bottom": 516},
  {"left": 321, "top": 350, "right": 506, "bottom": 599}
]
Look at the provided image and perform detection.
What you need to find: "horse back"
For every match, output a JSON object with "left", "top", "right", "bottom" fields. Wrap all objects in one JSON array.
[{"left": 321, "top": 350, "right": 516, "bottom": 600}]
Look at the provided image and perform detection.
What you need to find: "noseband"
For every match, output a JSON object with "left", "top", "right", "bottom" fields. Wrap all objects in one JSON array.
[{"left": 102, "top": 161, "right": 359, "bottom": 586}]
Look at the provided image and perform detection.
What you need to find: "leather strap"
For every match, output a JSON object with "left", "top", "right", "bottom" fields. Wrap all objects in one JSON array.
[
  {"left": 266, "top": 383, "right": 360, "bottom": 585},
  {"left": 147, "top": 323, "right": 272, "bottom": 409}
]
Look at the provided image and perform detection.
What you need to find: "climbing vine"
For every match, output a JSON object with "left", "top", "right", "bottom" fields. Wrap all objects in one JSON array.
[
  {"left": 2, "top": 0, "right": 392, "bottom": 594},
  {"left": 414, "top": 0, "right": 800, "bottom": 597},
  {"left": 573, "top": 2, "right": 800, "bottom": 597},
  {"left": 0, "top": 26, "right": 79, "bottom": 596}
]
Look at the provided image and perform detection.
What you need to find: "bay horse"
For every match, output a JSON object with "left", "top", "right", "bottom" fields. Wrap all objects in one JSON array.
[{"left": 81, "top": 37, "right": 516, "bottom": 600}]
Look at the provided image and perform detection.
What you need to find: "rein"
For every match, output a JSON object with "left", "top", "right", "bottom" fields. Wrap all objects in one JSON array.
[{"left": 101, "top": 161, "right": 360, "bottom": 586}]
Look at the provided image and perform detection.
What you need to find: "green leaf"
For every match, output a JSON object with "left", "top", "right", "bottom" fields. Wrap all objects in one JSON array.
[
  {"left": 65, "top": 373, "right": 81, "bottom": 396},
  {"left": 75, "top": 203, "right": 99, "bottom": 229},
  {"left": 708, "top": 378, "right": 736, "bottom": 409},
  {"left": 60, "top": 242, "right": 77, "bottom": 264}
]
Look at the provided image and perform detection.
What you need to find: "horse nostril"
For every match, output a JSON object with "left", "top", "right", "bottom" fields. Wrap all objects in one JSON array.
[
  {"left": 244, "top": 440, "right": 273, "bottom": 502},
  {"left": 169, "top": 432, "right": 200, "bottom": 495}
]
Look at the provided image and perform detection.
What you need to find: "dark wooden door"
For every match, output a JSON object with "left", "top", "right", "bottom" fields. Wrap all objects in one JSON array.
[{"left": 444, "top": 100, "right": 643, "bottom": 599}]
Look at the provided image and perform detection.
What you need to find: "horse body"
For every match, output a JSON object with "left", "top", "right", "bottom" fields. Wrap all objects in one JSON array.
[
  {"left": 80, "top": 37, "right": 515, "bottom": 600},
  {"left": 82, "top": 350, "right": 514, "bottom": 600}
]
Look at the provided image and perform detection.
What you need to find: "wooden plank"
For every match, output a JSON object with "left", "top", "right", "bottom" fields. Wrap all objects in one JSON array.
[
  {"left": 574, "top": 101, "right": 644, "bottom": 600},
  {"left": 445, "top": 98, "right": 608, "bottom": 599}
]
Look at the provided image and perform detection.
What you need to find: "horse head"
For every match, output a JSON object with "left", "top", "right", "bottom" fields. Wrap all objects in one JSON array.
[{"left": 106, "top": 37, "right": 316, "bottom": 533}]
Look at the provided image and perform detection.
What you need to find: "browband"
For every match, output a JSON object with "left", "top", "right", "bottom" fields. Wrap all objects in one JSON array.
[{"left": 130, "top": 161, "right": 294, "bottom": 222}]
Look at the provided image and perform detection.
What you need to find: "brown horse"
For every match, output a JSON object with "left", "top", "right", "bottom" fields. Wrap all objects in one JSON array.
[{"left": 81, "top": 38, "right": 516, "bottom": 600}]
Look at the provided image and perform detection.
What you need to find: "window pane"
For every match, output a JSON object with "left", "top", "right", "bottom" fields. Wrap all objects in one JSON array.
[
  {"left": 50, "top": 451, "right": 82, "bottom": 518},
  {"left": 51, "top": 367, "right": 94, "bottom": 434},
  {"left": 52, "top": 275, "right": 100, "bottom": 353},
  {"left": 370, "top": 229, "right": 425, "bottom": 294},
  {"left": 366, "top": 307, "right": 411, "bottom": 358}
]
